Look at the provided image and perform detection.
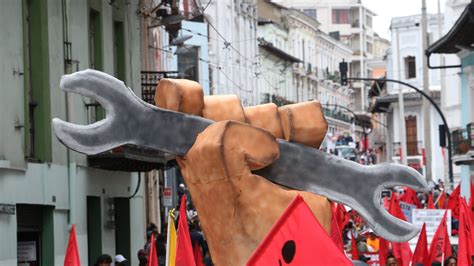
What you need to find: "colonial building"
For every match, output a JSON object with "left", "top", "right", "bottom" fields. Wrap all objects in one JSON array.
[
  {"left": 274, "top": 0, "right": 377, "bottom": 114},
  {"left": 0, "top": 0, "right": 147, "bottom": 264},
  {"left": 373, "top": 14, "right": 449, "bottom": 181},
  {"left": 257, "top": 1, "right": 359, "bottom": 147}
]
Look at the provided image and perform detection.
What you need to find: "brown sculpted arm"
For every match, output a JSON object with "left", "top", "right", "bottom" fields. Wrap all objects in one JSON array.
[{"left": 155, "top": 79, "right": 332, "bottom": 265}]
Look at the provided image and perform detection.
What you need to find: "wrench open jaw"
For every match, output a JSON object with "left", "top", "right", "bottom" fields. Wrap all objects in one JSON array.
[{"left": 52, "top": 70, "right": 429, "bottom": 242}]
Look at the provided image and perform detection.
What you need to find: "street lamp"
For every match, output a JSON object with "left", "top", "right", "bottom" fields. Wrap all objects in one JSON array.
[{"left": 339, "top": 61, "right": 454, "bottom": 185}]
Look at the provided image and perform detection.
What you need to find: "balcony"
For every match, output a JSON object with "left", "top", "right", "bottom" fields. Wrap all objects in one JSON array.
[
  {"left": 323, "top": 108, "right": 352, "bottom": 124},
  {"left": 86, "top": 71, "right": 181, "bottom": 172},
  {"left": 452, "top": 123, "right": 474, "bottom": 165},
  {"left": 392, "top": 141, "right": 423, "bottom": 158}
]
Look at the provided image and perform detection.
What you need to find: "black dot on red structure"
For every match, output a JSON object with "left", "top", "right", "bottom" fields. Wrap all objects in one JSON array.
[{"left": 281, "top": 240, "right": 296, "bottom": 264}]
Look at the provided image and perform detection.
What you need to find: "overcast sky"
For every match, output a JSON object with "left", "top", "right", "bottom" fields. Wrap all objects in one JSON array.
[{"left": 362, "top": 0, "right": 446, "bottom": 40}]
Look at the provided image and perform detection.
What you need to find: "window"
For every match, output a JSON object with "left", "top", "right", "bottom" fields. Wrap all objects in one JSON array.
[
  {"left": 89, "top": 9, "right": 102, "bottom": 70},
  {"left": 88, "top": 3, "right": 104, "bottom": 121},
  {"left": 332, "top": 9, "right": 350, "bottom": 24},
  {"left": 365, "top": 15, "right": 372, "bottom": 28},
  {"left": 178, "top": 46, "right": 200, "bottom": 82},
  {"left": 404, "top": 56, "right": 416, "bottom": 79},
  {"left": 303, "top": 9, "right": 317, "bottom": 19},
  {"left": 366, "top": 42, "right": 373, "bottom": 54},
  {"left": 23, "top": 0, "right": 52, "bottom": 162},
  {"left": 113, "top": 21, "right": 125, "bottom": 81}
]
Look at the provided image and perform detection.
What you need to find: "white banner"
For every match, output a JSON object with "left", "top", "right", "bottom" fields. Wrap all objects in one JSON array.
[{"left": 412, "top": 209, "right": 451, "bottom": 236}]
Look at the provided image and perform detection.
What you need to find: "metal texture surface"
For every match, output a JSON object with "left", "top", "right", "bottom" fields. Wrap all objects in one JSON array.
[{"left": 52, "top": 70, "right": 428, "bottom": 242}]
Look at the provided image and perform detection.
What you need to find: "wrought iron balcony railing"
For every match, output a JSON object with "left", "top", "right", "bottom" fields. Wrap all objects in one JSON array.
[{"left": 452, "top": 123, "right": 474, "bottom": 156}]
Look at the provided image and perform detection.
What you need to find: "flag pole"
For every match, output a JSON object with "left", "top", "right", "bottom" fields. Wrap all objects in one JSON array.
[{"left": 165, "top": 209, "right": 175, "bottom": 266}]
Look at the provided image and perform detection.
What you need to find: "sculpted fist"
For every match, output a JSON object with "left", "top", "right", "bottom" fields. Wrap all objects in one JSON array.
[{"left": 155, "top": 79, "right": 332, "bottom": 265}]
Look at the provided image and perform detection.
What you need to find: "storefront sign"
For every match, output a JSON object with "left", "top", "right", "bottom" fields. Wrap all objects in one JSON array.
[
  {"left": 163, "top": 187, "right": 173, "bottom": 207},
  {"left": 399, "top": 202, "right": 415, "bottom": 222},
  {"left": 17, "top": 241, "right": 37, "bottom": 261},
  {"left": 0, "top": 204, "right": 15, "bottom": 215},
  {"left": 412, "top": 209, "right": 451, "bottom": 236}
]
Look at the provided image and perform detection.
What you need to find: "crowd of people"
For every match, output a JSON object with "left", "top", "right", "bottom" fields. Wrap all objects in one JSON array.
[{"left": 341, "top": 180, "right": 465, "bottom": 266}]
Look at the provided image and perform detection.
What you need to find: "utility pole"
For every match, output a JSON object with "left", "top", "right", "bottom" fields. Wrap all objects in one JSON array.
[
  {"left": 421, "top": 0, "right": 432, "bottom": 181},
  {"left": 437, "top": 0, "right": 449, "bottom": 187},
  {"left": 396, "top": 27, "right": 408, "bottom": 165}
]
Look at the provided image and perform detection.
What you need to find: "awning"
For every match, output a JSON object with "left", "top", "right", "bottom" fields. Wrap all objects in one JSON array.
[{"left": 426, "top": 2, "right": 474, "bottom": 54}]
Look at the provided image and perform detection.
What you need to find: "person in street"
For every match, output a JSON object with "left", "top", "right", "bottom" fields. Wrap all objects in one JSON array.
[
  {"left": 94, "top": 254, "right": 113, "bottom": 266},
  {"left": 444, "top": 256, "right": 457, "bottom": 266},
  {"left": 114, "top": 254, "right": 127, "bottom": 266},
  {"left": 385, "top": 253, "right": 398, "bottom": 266},
  {"left": 137, "top": 249, "right": 147, "bottom": 266},
  {"left": 366, "top": 231, "right": 379, "bottom": 252}
]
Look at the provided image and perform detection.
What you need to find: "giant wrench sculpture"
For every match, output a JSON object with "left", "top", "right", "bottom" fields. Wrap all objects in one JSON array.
[{"left": 52, "top": 70, "right": 428, "bottom": 242}]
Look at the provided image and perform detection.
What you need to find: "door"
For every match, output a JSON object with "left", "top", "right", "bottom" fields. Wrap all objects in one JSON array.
[
  {"left": 114, "top": 198, "right": 131, "bottom": 263},
  {"left": 17, "top": 204, "right": 54, "bottom": 266},
  {"left": 405, "top": 115, "right": 418, "bottom": 156},
  {"left": 87, "top": 196, "right": 102, "bottom": 265}
]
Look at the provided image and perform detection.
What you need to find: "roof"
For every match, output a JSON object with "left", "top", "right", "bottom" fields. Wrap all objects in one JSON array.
[
  {"left": 258, "top": 39, "right": 301, "bottom": 63},
  {"left": 426, "top": 2, "right": 474, "bottom": 54}
]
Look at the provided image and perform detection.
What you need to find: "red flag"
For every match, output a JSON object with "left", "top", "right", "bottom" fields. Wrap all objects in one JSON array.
[
  {"left": 193, "top": 243, "right": 205, "bottom": 266},
  {"left": 148, "top": 233, "right": 158, "bottom": 266},
  {"left": 64, "top": 224, "right": 81, "bottom": 266},
  {"left": 247, "top": 195, "right": 352, "bottom": 265},
  {"left": 176, "top": 195, "right": 196, "bottom": 266},
  {"left": 411, "top": 223, "right": 429, "bottom": 266},
  {"left": 447, "top": 184, "right": 460, "bottom": 219},
  {"left": 400, "top": 187, "right": 422, "bottom": 208},
  {"left": 427, "top": 193, "right": 435, "bottom": 209},
  {"left": 437, "top": 191, "right": 446, "bottom": 209},
  {"left": 335, "top": 203, "right": 350, "bottom": 231},
  {"left": 351, "top": 231, "right": 359, "bottom": 260},
  {"left": 458, "top": 197, "right": 473, "bottom": 265},
  {"left": 388, "top": 196, "right": 412, "bottom": 266},
  {"left": 378, "top": 238, "right": 389, "bottom": 266},
  {"left": 428, "top": 211, "right": 452, "bottom": 264},
  {"left": 330, "top": 204, "right": 345, "bottom": 251}
]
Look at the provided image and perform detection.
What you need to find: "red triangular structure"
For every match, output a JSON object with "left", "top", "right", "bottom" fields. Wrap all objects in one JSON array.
[
  {"left": 246, "top": 195, "right": 351, "bottom": 265},
  {"left": 148, "top": 233, "right": 158, "bottom": 266},
  {"left": 193, "top": 243, "right": 205, "bottom": 266},
  {"left": 458, "top": 197, "right": 473, "bottom": 265},
  {"left": 64, "top": 224, "right": 81, "bottom": 266},
  {"left": 176, "top": 195, "right": 196, "bottom": 266},
  {"left": 427, "top": 193, "right": 435, "bottom": 209},
  {"left": 388, "top": 196, "right": 412, "bottom": 266},
  {"left": 330, "top": 204, "right": 345, "bottom": 251},
  {"left": 428, "top": 211, "right": 452, "bottom": 264},
  {"left": 447, "top": 184, "right": 460, "bottom": 219},
  {"left": 351, "top": 231, "right": 359, "bottom": 260},
  {"left": 411, "top": 223, "right": 428, "bottom": 266}
]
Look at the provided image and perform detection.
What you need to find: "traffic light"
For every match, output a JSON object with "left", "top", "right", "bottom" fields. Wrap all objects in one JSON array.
[
  {"left": 339, "top": 61, "right": 348, "bottom": 86},
  {"left": 439, "top": 124, "right": 446, "bottom": 147}
]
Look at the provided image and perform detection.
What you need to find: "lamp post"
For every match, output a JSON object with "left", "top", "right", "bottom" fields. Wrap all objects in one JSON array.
[{"left": 339, "top": 61, "right": 454, "bottom": 184}]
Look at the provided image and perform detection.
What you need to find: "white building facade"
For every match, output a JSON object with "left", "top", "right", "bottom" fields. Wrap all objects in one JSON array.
[
  {"left": 386, "top": 14, "right": 453, "bottom": 182},
  {"left": 274, "top": 0, "right": 376, "bottom": 113},
  {"left": 200, "top": 0, "right": 259, "bottom": 106}
]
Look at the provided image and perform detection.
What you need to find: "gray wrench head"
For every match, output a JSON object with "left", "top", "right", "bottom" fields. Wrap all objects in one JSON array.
[
  {"left": 352, "top": 162, "right": 428, "bottom": 242},
  {"left": 53, "top": 69, "right": 149, "bottom": 154}
]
